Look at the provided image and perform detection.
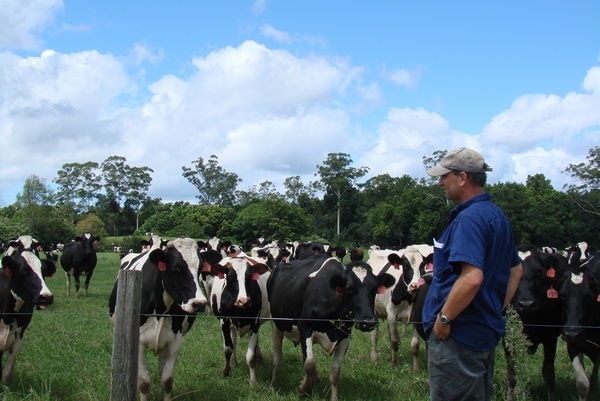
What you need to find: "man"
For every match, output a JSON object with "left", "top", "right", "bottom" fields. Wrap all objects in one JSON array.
[{"left": 422, "top": 147, "right": 523, "bottom": 401}]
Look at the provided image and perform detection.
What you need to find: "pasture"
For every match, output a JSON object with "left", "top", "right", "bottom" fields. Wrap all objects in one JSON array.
[{"left": 0, "top": 252, "right": 592, "bottom": 401}]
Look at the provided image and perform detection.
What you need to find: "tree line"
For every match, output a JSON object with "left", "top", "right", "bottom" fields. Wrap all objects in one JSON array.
[{"left": 1, "top": 147, "right": 598, "bottom": 253}]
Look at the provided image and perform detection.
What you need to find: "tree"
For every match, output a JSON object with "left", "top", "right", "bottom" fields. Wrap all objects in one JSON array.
[
  {"left": 75, "top": 213, "right": 108, "bottom": 237},
  {"left": 54, "top": 162, "right": 102, "bottom": 213},
  {"left": 564, "top": 146, "right": 600, "bottom": 193},
  {"left": 182, "top": 155, "right": 241, "bottom": 206},
  {"left": 284, "top": 176, "right": 316, "bottom": 204},
  {"left": 14, "top": 176, "right": 56, "bottom": 237},
  {"left": 315, "top": 153, "right": 369, "bottom": 236}
]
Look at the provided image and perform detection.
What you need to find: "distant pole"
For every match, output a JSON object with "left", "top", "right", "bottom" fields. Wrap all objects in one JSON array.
[{"left": 111, "top": 270, "right": 142, "bottom": 401}]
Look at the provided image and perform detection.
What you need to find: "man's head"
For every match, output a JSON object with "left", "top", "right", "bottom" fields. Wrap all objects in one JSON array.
[
  {"left": 427, "top": 147, "right": 491, "bottom": 201},
  {"left": 426, "top": 147, "right": 492, "bottom": 177}
]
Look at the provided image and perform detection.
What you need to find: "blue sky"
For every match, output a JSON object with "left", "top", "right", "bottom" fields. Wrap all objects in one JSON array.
[{"left": 1, "top": 0, "right": 599, "bottom": 205}]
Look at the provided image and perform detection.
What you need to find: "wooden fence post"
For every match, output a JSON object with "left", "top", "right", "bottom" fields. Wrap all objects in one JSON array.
[{"left": 110, "top": 269, "right": 142, "bottom": 401}]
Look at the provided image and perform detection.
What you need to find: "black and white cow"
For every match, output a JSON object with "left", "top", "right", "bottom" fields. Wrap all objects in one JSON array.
[
  {"left": 560, "top": 252, "right": 600, "bottom": 401},
  {"left": 292, "top": 241, "right": 327, "bottom": 260},
  {"left": 365, "top": 249, "right": 415, "bottom": 365},
  {"left": 60, "top": 233, "right": 100, "bottom": 297},
  {"left": 108, "top": 237, "right": 208, "bottom": 401},
  {"left": 267, "top": 254, "right": 394, "bottom": 401},
  {"left": 505, "top": 250, "right": 569, "bottom": 401},
  {"left": 206, "top": 248, "right": 271, "bottom": 382},
  {"left": 1, "top": 235, "right": 54, "bottom": 384}
]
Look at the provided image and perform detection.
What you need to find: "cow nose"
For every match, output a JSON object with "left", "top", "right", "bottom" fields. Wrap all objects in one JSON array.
[
  {"left": 516, "top": 299, "right": 534, "bottom": 312},
  {"left": 234, "top": 297, "right": 250, "bottom": 308},
  {"left": 355, "top": 319, "right": 378, "bottom": 332},
  {"left": 38, "top": 293, "right": 54, "bottom": 306},
  {"left": 192, "top": 300, "right": 207, "bottom": 313},
  {"left": 562, "top": 329, "right": 582, "bottom": 343}
]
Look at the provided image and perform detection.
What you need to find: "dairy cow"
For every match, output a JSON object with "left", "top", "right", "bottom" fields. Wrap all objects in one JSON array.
[
  {"left": 108, "top": 237, "right": 208, "bottom": 401},
  {"left": 1, "top": 235, "right": 54, "bottom": 384},
  {"left": 207, "top": 247, "right": 270, "bottom": 382},
  {"left": 560, "top": 252, "right": 600, "bottom": 401},
  {"left": 60, "top": 233, "right": 100, "bottom": 297},
  {"left": 267, "top": 254, "right": 394, "bottom": 401}
]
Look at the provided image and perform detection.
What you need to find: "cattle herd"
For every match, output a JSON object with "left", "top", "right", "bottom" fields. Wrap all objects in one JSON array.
[{"left": 0, "top": 234, "right": 599, "bottom": 401}]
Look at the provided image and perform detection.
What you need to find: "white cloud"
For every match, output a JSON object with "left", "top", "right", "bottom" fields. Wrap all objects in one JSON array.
[
  {"left": 0, "top": 0, "right": 63, "bottom": 50},
  {"left": 384, "top": 67, "right": 422, "bottom": 88},
  {"left": 251, "top": 0, "right": 267, "bottom": 16},
  {"left": 260, "top": 24, "right": 292, "bottom": 44},
  {"left": 127, "top": 43, "right": 164, "bottom": 66}
]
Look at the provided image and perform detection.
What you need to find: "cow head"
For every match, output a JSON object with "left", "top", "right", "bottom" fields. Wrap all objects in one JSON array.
[
  {"left": 149, "top": 238, "right": 208, "bottom": 314},
  {"left": 220, "top": 256, "right": 270, "bottom": 309},
  {"left": 513, "top": 251, "right": 567, "bottom": 315},
  {"left": 1, "top": 248, "right": 54, "bottom": 307},
  {"left": 560, "top": 257, "right": 600, "bottom": 343}
]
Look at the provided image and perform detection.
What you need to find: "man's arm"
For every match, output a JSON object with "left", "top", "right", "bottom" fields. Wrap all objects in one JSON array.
[
  {"left": 434, "top": 262, "right": 483, "bottom": 339},
  {"left": 503, "top": 263, "right": 523, "bottom": 309}
]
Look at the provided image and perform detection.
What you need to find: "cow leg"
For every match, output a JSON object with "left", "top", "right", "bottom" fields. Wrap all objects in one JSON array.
[
  {"left": 246, "top": 327, "right": 259, "bottom": 383},
  {"left": 270, "top": 323, "right": 284, "bottom": 388},
  {"left": 388, "top": 317, "right": 399, "bottom": 366},
  {"left": 541, "top": 338, "right": 558, "bottom": 401},
  {"left": 138, "top": 346, "right": 152, "bottom": 401},
  {"left": 83, "top": 271, "right": 94, "bottom": 297},
  {"left": 221, "top": 319, "right": 234, "bottom": 378},
  {"left": 230, "top": 325, "right": 239, "bottom": 367},
  {"left": 329, "top": 337, "right": 350, "bottom": 401},
  {"left": 572, "top": 354, "right": 590, "bottom": 401},
  {"left": 74, "top": 274, "right": 82, "bottom": 298},
  {"left": 65, "top": 272, "right": 71, "bottom": 296},
  {"left": 157, "top": 336, "right": 182, "bottom": 401},
  {"left": 410, "top": 326, "right": 422, "bottom": 371},
  {"left": 299, "top": 335, "right": 317, "bottom": 398},
  {"left": 1, "top": 336, "right": 24, "bottom": 385},
  {"left": 370, "top": 326, "right": 379, "bottom": 362}
]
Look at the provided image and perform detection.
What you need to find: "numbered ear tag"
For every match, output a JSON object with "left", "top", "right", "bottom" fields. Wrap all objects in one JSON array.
[
  {"left": 547, "top": 287, "right": 558, "bottom": 299},
  {"left": 597, "top": 294, "right": 600, "bottom": 303},
  {"left": 546, "top": 267, "right": 556, "bottom": 278}
]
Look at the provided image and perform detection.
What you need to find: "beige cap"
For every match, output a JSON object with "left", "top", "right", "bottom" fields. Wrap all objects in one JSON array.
[{"left": 426, "top": 147, "right": 493, "bottom": 177}]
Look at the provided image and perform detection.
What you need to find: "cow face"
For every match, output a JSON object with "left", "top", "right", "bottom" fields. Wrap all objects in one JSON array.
[
  {"left": 334, "top": 267, "right": 381, "bottom": 332},
  {"left": 149, "top": 238, "right": 207, "bottom": 314},
  {"left": 560, "top": 261, "right": 600, "bottom": 344},
  {"left": 221, "top": 257, "right": 269, "bottom": 309},
  {"left": 514, "top": 251, "right": 567, "bottom": 315},
  {"left": 1, "top": 251, "right": 54, "bottom": 307}
]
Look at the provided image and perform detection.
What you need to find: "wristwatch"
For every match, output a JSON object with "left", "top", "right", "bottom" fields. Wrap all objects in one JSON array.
[{"left": 438, "top": 312, "right": 451, "bottom": 326}]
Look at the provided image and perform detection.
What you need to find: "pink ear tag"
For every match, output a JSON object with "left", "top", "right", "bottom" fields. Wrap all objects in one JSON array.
[
  {"left": 158, "top": 261, "right": 167, "bottom": 272},
  {"left": 425, "top": 263, "right": 433, "bottom": 272},
  {"left": 546, "top": 286, "right": 558, "bottom": 299},
  {"left": 546, "top": 267, "right": 556, "bottom": 278},
  {"left": 377, "top": 285, "right": 386, "bottom": 294},
  {"left": 3, "top": 267, "right": 11, "bottom": 277},
  {"left": 218, "top": 271, "right": 225, "bottom": 279},
  {"left": 596, "top": 294, "right": 600, "bottom": 303},
  {"left": 393, "top": 263, "right": 400, "bottom": 270},
  {"left": 251, "top": 272, "right": 260, "bottom": 281},
  {"left": 335, "top": 286, "right": 343, "bottom": 295}
]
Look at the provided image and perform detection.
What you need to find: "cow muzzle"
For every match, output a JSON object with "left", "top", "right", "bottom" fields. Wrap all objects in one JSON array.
[
  {"left": 355, "top": 319, "right": 378, "bottom": 332},
  {"left": 37, "top": 292, "right": 54, "bottom": 306},
  {"left": 562, "top": 328, "right": 584, "bottom": 343},
  {"left": 234, "top": 297, "right": 252, "bottom": 308}
]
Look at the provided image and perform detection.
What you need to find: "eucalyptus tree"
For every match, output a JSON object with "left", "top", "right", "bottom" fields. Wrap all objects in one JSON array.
[
  {"left": 315, "top": 152, "right": 369, "bottom": 236},
  {"left": 54, "top": 161, "right": 102, "bottom": 213},
  {"left": 182, "top": 155, "right": 241, "bottom": 206}
]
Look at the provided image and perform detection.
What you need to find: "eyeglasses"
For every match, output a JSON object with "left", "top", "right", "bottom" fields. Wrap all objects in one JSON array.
[{"left": 440, "top": 170, "right": 462, "bottom": 180}]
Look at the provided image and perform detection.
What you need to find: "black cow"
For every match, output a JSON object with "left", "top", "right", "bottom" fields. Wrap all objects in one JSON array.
[
  {"left": 505, "top": 250, "right": 569, "bottom": 401},
  {"left": 0, "top": 235, "right": 54, "bottom": 384},
  {"left": 267, "top": 254, "right": 394, "bottom": 401},
  {"left": 109, "top": 237, "right": 208, "bottom": 401},
  {"left": 60, "top": 233, "right": 100, "bottom": 297},
  {"left": 292, "top": 241, "right": 326, "bottom": 260},
  {"left": 560, "top": 252, "right": 600, "bottom": 401},
  {"left": 206, "top": 250, "right": 270, "bottom": 382}
]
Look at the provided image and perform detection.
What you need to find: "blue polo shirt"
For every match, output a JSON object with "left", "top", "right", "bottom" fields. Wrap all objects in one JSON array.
[{"left": 422, "top": 193, "right": 520, "bottom": 351}]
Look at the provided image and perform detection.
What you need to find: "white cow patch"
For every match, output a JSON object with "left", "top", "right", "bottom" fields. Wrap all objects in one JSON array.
[{"left": 570, "top": 272, "right": 584, "bottom": 285}]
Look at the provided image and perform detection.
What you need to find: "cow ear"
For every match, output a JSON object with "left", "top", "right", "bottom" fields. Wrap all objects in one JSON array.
[
  {"left": 1, "top": 256, "right": 17, "bottom": 277},
  {"left": 378, "top": 272, "right": 396, "bottom": 289},
  {"left": 329, "top": 275, "right": 347, "bottom": 295},
  {"left": 148, "top": 249, "right": 168, "bottom": 272}
]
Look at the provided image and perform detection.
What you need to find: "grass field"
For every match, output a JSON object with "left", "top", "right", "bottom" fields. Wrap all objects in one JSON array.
[{"left": 0, "top": 252, "right": 592, "bottom": 401}]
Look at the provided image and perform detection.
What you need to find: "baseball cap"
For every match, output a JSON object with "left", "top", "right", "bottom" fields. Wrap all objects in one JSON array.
[{"left": 426, "top": 147, "right": 493, "bottom": 177}]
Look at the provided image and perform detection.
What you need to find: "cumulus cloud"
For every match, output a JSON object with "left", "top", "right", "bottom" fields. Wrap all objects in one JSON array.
[
  {"left": 384, "top": 66, "right": 422, "bottom": 88},
  {"left": 0, "top": 0, "right": 63, "bottom": 50},
  {"left": 260, "top": 24, "right": 292, "bottom": 44}
]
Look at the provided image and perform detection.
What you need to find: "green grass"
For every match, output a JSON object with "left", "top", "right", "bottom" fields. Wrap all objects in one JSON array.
[{"left": 0, "top": 252, "right": 592, "bottom": 400}]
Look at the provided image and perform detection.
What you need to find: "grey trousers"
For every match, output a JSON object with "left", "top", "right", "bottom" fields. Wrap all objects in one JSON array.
[{"left": 427, "top": 332, "right": 495, "bottom": 401}]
